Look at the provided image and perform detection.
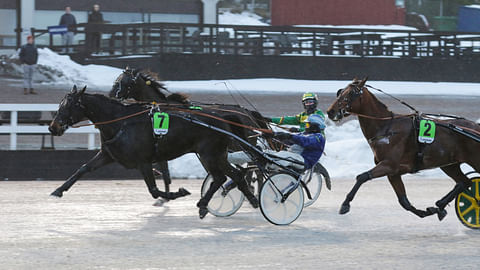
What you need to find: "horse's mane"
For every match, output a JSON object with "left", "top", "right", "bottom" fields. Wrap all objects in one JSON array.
[
  {"left": 138, "top": 70, "right": 167, "bottom": 91},
  {"left": 138, "top": 70, "right": 190, "bottom": 104}
]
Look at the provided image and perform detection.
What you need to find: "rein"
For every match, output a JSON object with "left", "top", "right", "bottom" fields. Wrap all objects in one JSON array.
[
  {"left": 71, "top": 104, "right": 272, "bottom": 134},
  {"left": 365, "top": 84, "right": 419, "bottom": 113},
  {"left": 71, "top": 108, "right": 151, "bottom": 128}
]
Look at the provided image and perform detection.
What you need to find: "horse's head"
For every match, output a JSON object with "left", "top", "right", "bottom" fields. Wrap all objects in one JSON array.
[
  {"left": 49, "top": 85, "right": 87, "bottom": 136},
  {"left": 110, "top": 66, "right": 141, "bottom": 99},
  {"left": 110, "top": 67, "right": 169, "bottom": 102},
  {"left": 327, "top": 77, "right": 368, "bottom": 121}
]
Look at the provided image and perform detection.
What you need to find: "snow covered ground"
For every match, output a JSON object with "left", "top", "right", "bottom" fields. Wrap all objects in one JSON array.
[{"left": 1, "top": 179, "right": 479, "bottom": 269}]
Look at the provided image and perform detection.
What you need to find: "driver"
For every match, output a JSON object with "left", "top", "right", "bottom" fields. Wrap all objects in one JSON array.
[
  {"left": 267, "top": 92, "right": 325, "bottom": 133},
  {"left": 228, "top": 114, "right": 326, "bottom": 171}
]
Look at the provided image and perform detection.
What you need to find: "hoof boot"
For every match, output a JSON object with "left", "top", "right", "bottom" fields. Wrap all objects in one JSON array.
[
  {"left": 437, "top": 208, "right": 447, "bottom": 221},
  {"left": 50, "top": 190, "right": 63, "bottom": 198},
  {"left": 339, "top": 203, "right": 350, "bottom": 215},
  {"left": 199, "top": 207, "right": 208, "bottom": 219}
]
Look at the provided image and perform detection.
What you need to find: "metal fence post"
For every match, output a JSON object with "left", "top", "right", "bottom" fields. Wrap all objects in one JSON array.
[
  {"left": 88, "top": 133, "right": 95, "bottom": 150},
  {"left": 10, "top": 111, "right": 17, "bottom": 150}
]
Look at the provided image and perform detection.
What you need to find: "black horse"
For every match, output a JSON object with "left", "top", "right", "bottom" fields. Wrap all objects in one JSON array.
[
  {"left": 109, "top": 67, "right": 269, "bottom": 142},
  {"left": 49, "top": 86, "right": 259, "bottom": 218},
  {"left": 108, "top": 67, "right": 273, "bottom": 193}
]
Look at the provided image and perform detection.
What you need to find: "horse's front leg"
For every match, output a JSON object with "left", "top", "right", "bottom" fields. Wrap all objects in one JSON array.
[
  {"left": 388, "top": 175, "right": 439, "bottom": 219},
  {"left": 51, "top": 150, "right": 113, "bottom": 197},
  {"left": 340, "top": 160, "right": 398, "bottom": 214},
  {"left": 138, "top": 163, "right": 190, "bottom": 200}
]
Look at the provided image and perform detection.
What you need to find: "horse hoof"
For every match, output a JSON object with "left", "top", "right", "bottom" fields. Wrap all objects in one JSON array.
[
  {"left": 339, "top": 203, "right": 350, "bottom": 215},
  {"left": 50, "top": 190, "right": 63, "bottom": 198},
  {"left": 249, "top": 197, "right": 259, "bottom": 208},
  {"left": 437, "top": 208, "right": 447, "bottom": 221},
  {"left": 325, "top": 178, "right": 332, "bottom": 191},
  {"left": 199, "top": 207, "right": 208, "bottom": 219},
  {"left": 178, "top": 188, "right": 191, "bottom": 196}
]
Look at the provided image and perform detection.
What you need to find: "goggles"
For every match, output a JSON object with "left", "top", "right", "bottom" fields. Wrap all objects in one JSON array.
[{"left": 303, "top": 99, "right": 316, "bottom": 106}]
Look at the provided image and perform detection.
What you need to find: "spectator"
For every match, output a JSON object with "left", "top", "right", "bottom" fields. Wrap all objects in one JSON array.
[
  {"left": 87, "top": 4, "right": 104, "bottom": 54},
  {"left": 59, "top": 6, "right": 77, "bottom": 53},
  {"left": 19, "top": 35, "right": 38, "bottom": 95}
]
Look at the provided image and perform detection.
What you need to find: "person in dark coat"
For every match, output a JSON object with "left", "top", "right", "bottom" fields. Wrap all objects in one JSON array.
[
  {"left": 19, "top": 35, "right": 38, "bottom": 95},
  {"left": 87, "top": 4, "right": 104, "bottom": 54},
  {"left": 59, "top": 6, "right": 77, "bottom": 53}
]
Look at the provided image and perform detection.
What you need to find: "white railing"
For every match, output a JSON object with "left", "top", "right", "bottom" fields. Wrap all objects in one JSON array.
[{"left": 0, "top": 104, "right": 99, "bottom": 150}]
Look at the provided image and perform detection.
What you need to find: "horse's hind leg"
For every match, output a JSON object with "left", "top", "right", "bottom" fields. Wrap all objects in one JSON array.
[
  {"left": 139, "top": 163, "right": 190, "bottom": 200},
  {"left": 197, "top": 170, "right": 227, "bottom": 219},
  {"left": 225, "top": 163, "right": 258, "bottom": 208},
  {"left": 435, "top": 164, "right": 471, "bottom": 217},
  {"left": 388, "top": 175, "right": 437, "bottom": 218},
  {"left": 51, "top": 151, "right": 113, "bottom": 197}
]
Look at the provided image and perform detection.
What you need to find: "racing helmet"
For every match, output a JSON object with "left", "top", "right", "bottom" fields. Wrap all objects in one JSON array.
[
  {"left": 305, "top": 114, "right": 326, "bottom": 131},
  {"left": 302, "top": 92, "right": 318, "bottom": 113}
]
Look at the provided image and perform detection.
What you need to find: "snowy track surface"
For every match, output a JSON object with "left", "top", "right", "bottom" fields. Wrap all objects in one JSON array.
[{"left": 1, "top": 179, "right": 479, "bottom": 269}]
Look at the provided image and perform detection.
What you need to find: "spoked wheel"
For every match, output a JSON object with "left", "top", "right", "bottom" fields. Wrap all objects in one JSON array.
[
  {"left": 260, "top": 172, "right": 304, "bottom": 225},
  {"left": 201, "top": 174, "right": 244, "bottom": 217},
  {"left": 301, "top": 167, "right": 323, "bottom": 207},
  {"left": 455, "top": 173, "right": 480, "bottom": 229}
]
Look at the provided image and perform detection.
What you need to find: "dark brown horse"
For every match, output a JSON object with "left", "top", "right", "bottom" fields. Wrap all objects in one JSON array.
[{"left": 327, "top": 78, "right": 480, "bottom": 221}]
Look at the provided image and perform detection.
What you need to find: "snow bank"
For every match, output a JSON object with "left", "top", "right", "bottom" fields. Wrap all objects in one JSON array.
[
  {"left": 37, "top": 48, "right": 122, "bottom": 89},
  {"left": 165, "top": 79, "right": 480, "bottom": 96},
  {"left": 219, "top": 11, "right": 269, "bottom": 26}
]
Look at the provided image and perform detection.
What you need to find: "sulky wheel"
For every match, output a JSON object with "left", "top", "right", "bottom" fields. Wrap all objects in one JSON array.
[
  {"left": 455, "top": 173, "right": 480, "bottom": 229},
  {"left": 259, "top": 172, "right": 304, "bottom": 225},
  {"left": 201, "top": 174, "right": 244, "bottom": 217}
]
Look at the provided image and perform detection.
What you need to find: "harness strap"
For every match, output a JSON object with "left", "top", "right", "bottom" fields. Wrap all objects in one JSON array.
[
  {"left": 170, "top": 107, "right": 273, "bottom": 134},
  {"left": 126, "top": 100, "right": 258, "bottom": 121},
  {"left": 350, "top": 112, "right": 415, "bottom": 120},
  {"left": 412, "top": 116, "right": 425, "bottom": 173}
]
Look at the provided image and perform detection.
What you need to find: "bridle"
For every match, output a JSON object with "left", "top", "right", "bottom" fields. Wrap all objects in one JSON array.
[
  {"left": 335, "top": 83, "right": 364, "bottom": 118},
  {"left": 57, "top": 94, "right": 83, "bottom": 125},
  {"left": 114, "top": 69, "right": 140, "bottom": 98}
]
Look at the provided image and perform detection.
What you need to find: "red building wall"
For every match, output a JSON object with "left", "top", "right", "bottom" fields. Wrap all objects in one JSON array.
[{"left": 271, "top": 0, "right": 405, "bottom": 26}]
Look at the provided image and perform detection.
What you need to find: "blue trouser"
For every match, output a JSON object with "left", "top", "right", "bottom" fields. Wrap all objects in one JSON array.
[{"left": 23, "top": 64, "right": 35, "bottom": 89}]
